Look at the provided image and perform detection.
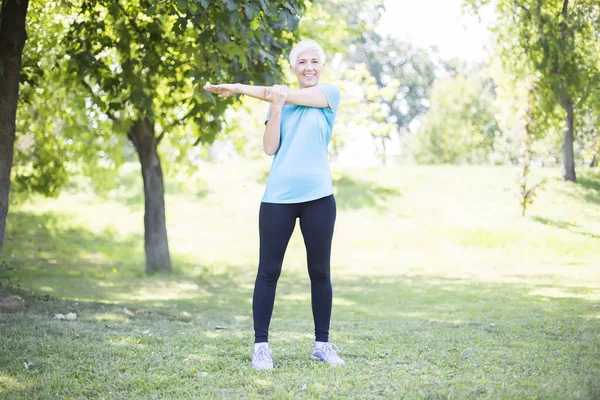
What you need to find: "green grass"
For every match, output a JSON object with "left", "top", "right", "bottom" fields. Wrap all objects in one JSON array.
[{"left": 1, "top": 162, "right": 599, "bottom": 399}]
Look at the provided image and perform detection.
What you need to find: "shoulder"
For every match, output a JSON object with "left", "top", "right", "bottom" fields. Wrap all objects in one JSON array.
[
  {"left": 315, "top": 83, "right": 341, "bottom": 114},
  {"left": 316, "top": 83, "right": 341, "bottom": 104},
  {"left": 316, "top": 83, "right": 341, "bottom": 94}
]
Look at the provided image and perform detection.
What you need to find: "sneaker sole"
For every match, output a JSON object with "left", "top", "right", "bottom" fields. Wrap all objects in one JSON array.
[
  {"left": 252, "top": 365, "right": 274, "bottom": 371},
  {"left": 311, "top": 355, "right": 346, "bottom": 365}
]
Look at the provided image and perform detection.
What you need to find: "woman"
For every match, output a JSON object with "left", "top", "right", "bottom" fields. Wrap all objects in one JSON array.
[{"left": 204, "top": 39, "right": 344, "bottom": 370}]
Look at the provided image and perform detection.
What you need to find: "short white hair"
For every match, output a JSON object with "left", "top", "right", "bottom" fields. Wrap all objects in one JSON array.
[{"left": 289, "top": 39, "right": 325, "bottom": 67}]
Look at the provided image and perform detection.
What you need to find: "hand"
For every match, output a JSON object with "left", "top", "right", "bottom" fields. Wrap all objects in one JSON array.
[
  {"left": 266, "top": 84, "right": 288, "bottom": 106},
  {"left": 203, "top": 82, "right": 238, "bottom": 98}
]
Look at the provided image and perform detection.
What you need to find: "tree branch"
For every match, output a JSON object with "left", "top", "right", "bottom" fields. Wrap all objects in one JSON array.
[
  {"left": 81, "top": 78, "right": 138, "bottom": 144},
  {"left": 80, "top": 79, "right": 118, "bottom": 123},
  {"left": 156, "top": 107, "right": 198, "bottom": 146},
  {"left": 575, "top": 87, "right": 592, "bottom": 109},
  {"left": 113, "top": 0, "right": 179, "bottom": 67},
  {"left": 534, "top": 0, "right": 547, "bottom": 50},
  {"left": 156, "top": 130, "right": 165, "bottom": 145},
  {"left": 165, "top": 108, "right": 196, "bottom": 132},
  {"left": 560, "top": 0, "right": 569, "bottom": 41}
]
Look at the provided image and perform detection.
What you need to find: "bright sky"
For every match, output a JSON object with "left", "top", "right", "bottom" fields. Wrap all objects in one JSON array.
[{"left": 377, "top": 0, "right": 494, "bottom": 62}]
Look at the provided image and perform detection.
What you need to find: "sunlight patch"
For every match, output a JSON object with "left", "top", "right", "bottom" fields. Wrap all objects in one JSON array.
[
  {"left": 107, "top": 336, "right": 147, "bottom": 348},
  {"left": 530, "top": 287, "right": 600, "bottom": 301},
  {"left": 0, "top": 374, "right": 27, "bottom": 392},
  {"left": 182, "top": 354, "right": 212, "bottom": 363},
  {"left": 80, "top": 252, "right": 108, "bottom": 263},
  {"left": 398, "top": 311, "right": 464, "bottom": 324},
  {"left": 279, "top": 293, "right": 310, "bottom": 302},
  {"left": 93, "top": 313, "right": 128, "bottom": 323},
  {"left": 253, "top": 378, "right": 274, "bottom": 387},
  {"left": 332, "top": 297, "right": 356, "bottom": 306},
  {"left": 131, "top": 281, "right": 202, "bottom": 301},
  {"left": 272, "top": 332, "right": 313, "bottom": 341}
]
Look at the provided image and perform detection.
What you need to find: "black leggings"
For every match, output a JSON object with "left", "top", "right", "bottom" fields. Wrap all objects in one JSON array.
[{"left": 252, "top": 195, "right": 336, "bottom": 343}]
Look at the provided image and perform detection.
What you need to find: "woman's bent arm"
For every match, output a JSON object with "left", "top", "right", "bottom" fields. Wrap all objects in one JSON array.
[
  {"left": 263, "top": 85, "right": 288, "bottom": 155},
  {"left": 263, "top": 106, "right": 282, "bottom": 155}
]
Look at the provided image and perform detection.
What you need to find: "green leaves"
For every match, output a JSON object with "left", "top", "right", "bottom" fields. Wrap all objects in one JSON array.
[
  {"left": 465, "top": 0, "right": 600, "bottom": 180},
  {"left": 223, "top": 0, "right": 237, "bottom": 11},
  {"left": 59, "top": 0, "right": 305, "bottom": 143},
  {"left": 466, "top": 0, "right": 600, "bottom": 126},
  {"left": 10, "top": 0, "right": 306, "bottom": 197},
  {"left": 413, "top": 70, "right": 501, "bottom": 164}
]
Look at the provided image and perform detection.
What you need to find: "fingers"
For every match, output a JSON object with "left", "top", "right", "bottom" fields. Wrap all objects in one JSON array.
[
  {"left": 278, "top": 85, "right": 288, "bottom": 98},
  {"left": 204, "top": 82, "right": 225, "bottom": 93},
  {"left": 204, "top": 83, "right": 219, "bottom": 93},
  {"left": 204, "top": 84, "right": 231, "bottom": 98},
  {"left": 272, "top": 85, "right": 288, "bottom": 94},
  {"left": 270, "top": 85, "right": 288, "bottom": 104}
]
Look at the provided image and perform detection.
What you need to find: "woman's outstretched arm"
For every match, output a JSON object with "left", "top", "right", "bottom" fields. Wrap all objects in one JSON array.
[
  {"left": 203, "top": 83, "right": 271, "bottom": 101},
  {"left": 204, "top": 83, "right": 330, "bottom": 109}
]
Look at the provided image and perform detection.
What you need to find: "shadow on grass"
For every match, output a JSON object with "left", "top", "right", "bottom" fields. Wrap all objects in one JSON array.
[
  {"left": 7, "top": 209, "right": 597, "bottom": 326},
  {"left": 2, "top": 196, "right": 600, "bottom": 398},
  {"left": 256, "top": 170, "right": 400, "bottom": 211},
  {"left": 2, "top": 213, "right": 600, "bottom": 400},
  {"left": 532, "top": 216, "right": 600, "bottom": 240},
  {"left": 3, "top": 211, "right": 145, "bottom": 281},
  {"left": 573, "top": 171, "right": 600, "bottom": 205},
  {"left": 2, "top": 210, "right": 249, "bottom": 311},
  {"left": 2, "top": 267, "right": 600, "bottom": 398},
  {"left": 333, "top": 175, "right": 400, "bottom": 211}
]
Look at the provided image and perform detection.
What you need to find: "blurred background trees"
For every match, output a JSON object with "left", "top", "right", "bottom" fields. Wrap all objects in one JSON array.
[{"left": 1, "top": 0, "right": 599, "bottom": 272}]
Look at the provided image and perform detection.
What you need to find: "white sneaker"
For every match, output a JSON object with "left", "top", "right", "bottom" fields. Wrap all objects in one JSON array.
[
  {"left": 252, "top": 345, "right": 274, "bottom": 371},
  {"left": 311, "top": 342, "right": 345, "bottom": 365}
]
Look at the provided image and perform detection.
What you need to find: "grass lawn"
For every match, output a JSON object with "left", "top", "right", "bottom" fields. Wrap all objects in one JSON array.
[{"left": 1, "top": 162, "right": 599, "bottom": 399}]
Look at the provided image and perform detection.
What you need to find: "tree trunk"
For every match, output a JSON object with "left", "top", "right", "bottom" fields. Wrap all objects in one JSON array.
[
  {"left": 561, "top": 98, "right": 577, "bottom": 182},
  {"left": 128, "top": 118, "right": 172, "bottom": 273},
  {"left": 590, "top": 137, "right": 599, "bottom": 168},
  {"left": 380, "top": 135, "right": 387, "bottom": 165},
  {"left": 0, "top": 0, "right": 30, "bottom": 256},
  {"left": 558, "top": 0, "right": 576, "bottom": 182}
]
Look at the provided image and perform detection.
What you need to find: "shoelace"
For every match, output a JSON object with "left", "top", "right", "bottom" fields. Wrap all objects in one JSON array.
[
  {"left": 319, "top": 342, "right": 341, "bottom": 360},
  {"left": 254, "top": 346, "right": 272, "bottom": 364}
]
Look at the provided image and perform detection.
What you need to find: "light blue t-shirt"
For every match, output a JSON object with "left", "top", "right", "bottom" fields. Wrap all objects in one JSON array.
[{"left": 262, "top": 83, "right": 341, "bottom": 204}]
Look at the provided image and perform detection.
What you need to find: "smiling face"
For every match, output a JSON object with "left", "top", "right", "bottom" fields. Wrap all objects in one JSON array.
[{"left": 291, "top": 49, "right": 324, "bottom": 88}]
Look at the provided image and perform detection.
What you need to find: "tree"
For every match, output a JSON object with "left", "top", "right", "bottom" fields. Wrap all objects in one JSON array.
[
  {"left": 328, "top": 64, "right": 399, "bottom": 165},
  {"left": 518, "top": 83, "right": 547, "bottom": 217},
  {"left": 0, "top": 0, "right": 30, "bottom": 256},
  {"left": 59, "top": 0, "right": 305, "bottom": 273},
  {"left": 464, "top": 0, "right": 600, "bottom": 182},
  {"left": 577, "top": 92, "right": 600, "bottom": 168},
  {"left": 412, "top": 69, "right": 501, "bottom": 164},
  {"left": 13, "top": 0, "right": 124, "bottom": 200},
  {"left": 346, "top": 31, "right": 440, "bottom": 164},
  {"left": 351, "top": 32, "right": 438, "bottom": 135}
]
